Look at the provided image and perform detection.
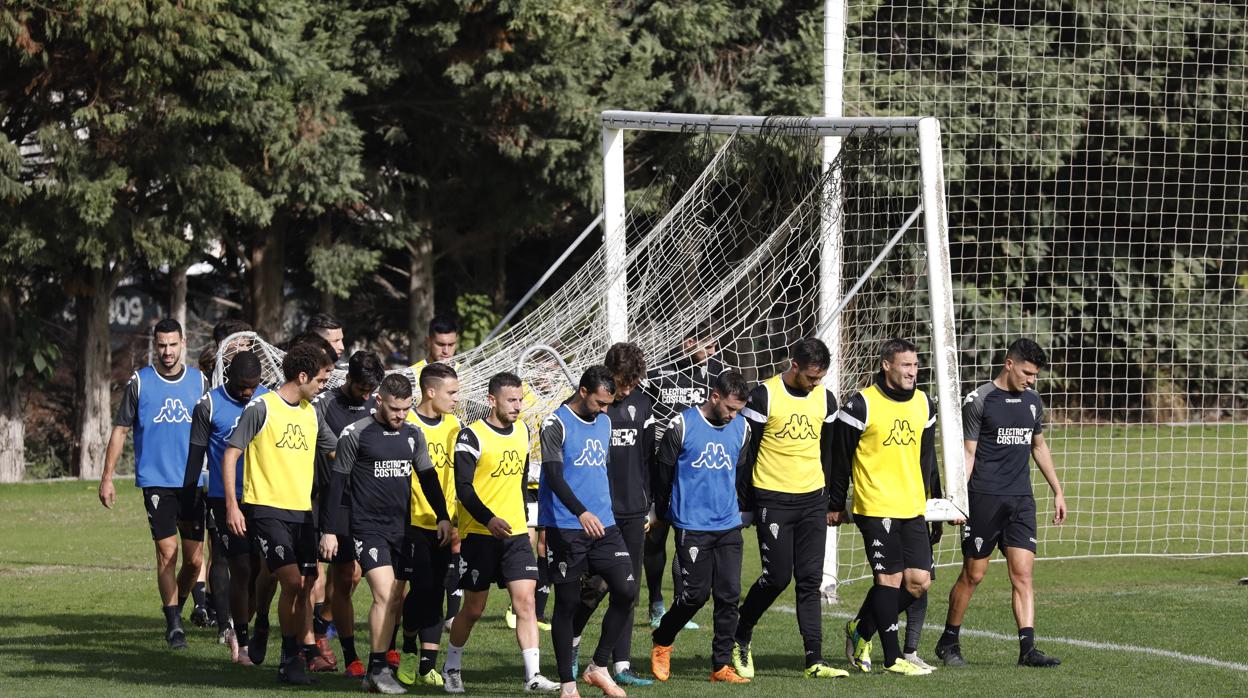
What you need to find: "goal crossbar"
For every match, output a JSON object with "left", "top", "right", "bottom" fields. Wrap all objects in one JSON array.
[{"left": 601, "top": 110, "right": 927, "bottom": 136}]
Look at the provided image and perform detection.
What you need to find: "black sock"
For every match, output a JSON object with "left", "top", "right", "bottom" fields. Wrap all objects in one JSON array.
[
  {"left": 256, "top": 615, "right": 270, "bottom": 632},
  {"left": 940, "top": 623, "right": 960, "bottom": 647},
  {"left": 855, "top": 586, "right": 877, "bottom": 639},
  {"left": 281, "top": 635, "right": 297, "bottom": 663},
  {"left": 419, "top": 647, "right": 438, "bottom": 675},
  {"left": 536, "top": 555, "right": 550, "bottom": 620},
  {"left": 204, "top": 591, "right": 215, "bottom": 614},
  {"left": 403, "top": 632, "right": 419, "bottom": 655},
  {"left": 340, "top": 635, "right": 358, "bottom": 666},
  {"left": 368, "top": 651, "right": 388, "bottom": 675},
  {"left": 303, "top": 642, "right": 320, "bottom": 659},
  {"left": 177, "top": 594, "right": 188, "bottom": 611},
  {"left": 1019, "top": 627, "right": 1035, "bottom": 657},
  {"left": 389, "top": 623, "right": 398, "bottom": 651},
  {"left": 445, "top": 589, "right": 461, "bottom": 619},
  {"left": 313, "top": 603, "right": 329, "bottom": 635},
  {"left": 237, "top": 623, "right": 250, "bottom": 647},
  {"left": 191, "top": 581, "right": 207, "bottom": 608},
  {"left": 871, "top": 585, "right": 902, "bottom": 667},
  {"left": 162, "top": 604, "right": 181, "bottom": 630}
]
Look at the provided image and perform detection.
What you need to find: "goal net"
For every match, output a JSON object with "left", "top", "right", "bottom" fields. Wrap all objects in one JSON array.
[
  {"left": 841, "top": 0, "right": 1248, "bottom": 570},
  {"left": 214, "top": 111, "right": 966, "bottom": 585}
]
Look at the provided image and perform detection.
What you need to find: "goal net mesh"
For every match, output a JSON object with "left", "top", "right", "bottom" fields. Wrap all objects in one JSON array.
[{"left": 844, "top": 0, "right": 1248, "bottom": 571}]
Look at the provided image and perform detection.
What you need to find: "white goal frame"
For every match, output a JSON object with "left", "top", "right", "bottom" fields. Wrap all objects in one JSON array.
[{"left": 600, "top": 110, "right": 969, "bottom": 522}]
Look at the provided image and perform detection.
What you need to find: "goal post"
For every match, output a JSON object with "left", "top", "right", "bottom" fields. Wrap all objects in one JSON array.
[{"left": 601, "top": 109, "right": 969, "bottom": 524}]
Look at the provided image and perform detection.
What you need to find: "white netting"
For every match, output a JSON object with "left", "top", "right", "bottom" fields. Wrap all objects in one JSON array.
[{"left": 843, "top": 0, "right": 1248, "bottom": 571}]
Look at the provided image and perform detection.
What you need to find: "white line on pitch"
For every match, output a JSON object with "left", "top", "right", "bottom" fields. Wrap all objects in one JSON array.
[{"left": 770, "top": 605, "right": 1248, "bottom": 674}]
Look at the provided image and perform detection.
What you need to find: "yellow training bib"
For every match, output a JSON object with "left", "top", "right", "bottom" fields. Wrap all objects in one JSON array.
[
  {"left": 753, "top": 374, "right": 828, "bottom": 494},
  {"left": 851, "top": 384, "right": 931, "bottom": 518},
  {"left": 243, "top": 391, "right": 319, "bottom": 512},
  {"left": 406, "top": 411, "right": 461, "bottom": 529},
  {"left": 458, "top": 420, "right": 529, "bottom": 536}
]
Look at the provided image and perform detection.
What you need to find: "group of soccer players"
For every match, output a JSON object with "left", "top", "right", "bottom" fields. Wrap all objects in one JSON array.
[{"left": 99, "top": 312, "right": 1067, "bottom": 695}]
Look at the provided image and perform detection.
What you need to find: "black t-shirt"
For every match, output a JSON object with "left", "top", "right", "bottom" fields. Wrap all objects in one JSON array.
[
  {"left": 964, "top": 381, "right": 1044, "bottom": 496},
  {"left": 311, "top": 387, "right": 375, "bottom": 493},
  {"left": 334, "top": 416, "right": 434, "bottom": 537},
  {"left": 605, "top": 389, "right": 655, "bottom": 518}
]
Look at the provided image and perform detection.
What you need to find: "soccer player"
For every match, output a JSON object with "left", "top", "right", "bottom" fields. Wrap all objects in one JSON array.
[
  {"left": 99, "top": 318, "right": 209, "bottom": 650},
  {"left": 186, "top": 350, "right": 268, "bottom": 663},
  {"left": 444, "top": 372, "right": 560, "bottom": 694},
  {"left": 321, "top": 373, "right": 452, "bottom": 694},
  {"left": 310, "top": 351, "right": 384, "bottom": 675},
  {"left": 306, "top": 312, "right": 348, "bottom": 369},
  {"left": 541, "top": 366, "right": 638, "bottom": 698},
  {"left": 649, "top": 370, "right": 752, "bottom": 684},
  {"left": 731, "top": 338, "right": 845, "bottom": 679},
  {"left": 221, "top": 343, "right": 338, "bottom": 685},
  {"left": 567, "top": 343, "right": 654, "bottom": 687},
  {"left": 933, "top": 338, "right": 1066, "bottom": 668},
  {"left": 397, "top": 362, "right": 462, "bottom": 687},
  {"left": 643, "top": 328, "right": 723, "bottom": 628},
  {"left": 409, "top": 315, "right": 459, "bottom": 382},
  {"left": 830, "top": 338, "right": 940, "bottom": 677}
]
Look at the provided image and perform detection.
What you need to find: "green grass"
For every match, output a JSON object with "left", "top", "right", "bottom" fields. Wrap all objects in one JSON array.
[{"left": 2, "top": 481, "right": 1247, "bottom": 696}]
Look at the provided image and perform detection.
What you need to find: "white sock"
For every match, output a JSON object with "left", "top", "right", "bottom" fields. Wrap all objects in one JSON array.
[
  {"left": 445, "top": 643, "right": 464, "bottom": 671},
  {"left": 571, "top": 635, "right": 582, "bottom": 649},
  {"left": 522, "top": 647, "right": 541, "bottom": 680},
  {"left": 613, "top": 661, "right": 630, "bottom": 675}
]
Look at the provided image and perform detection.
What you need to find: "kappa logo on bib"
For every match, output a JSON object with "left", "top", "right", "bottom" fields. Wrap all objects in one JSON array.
[
  {"left": 573, "top": 439, "right": 607, "bottom": 468},
  {"left": 882, "top": 419, "right": 916, "bottom": 446},
  {"left": 691, "top": 442, "right": 734, "bottom": 470},
  {"left": 153, "top": 398, "right": 192, "bottom": 424},
  {"left": 275, "top": 424, "right": 309, "bottom": 450},
  {"left": 775, "top": 414, "right": 817, "bottom": 439},
  {"left": 490, "top": 449, "right": 525, "bottom": 477},
  {"left": 430, "top": 443, "right": 451, "bottom": 469}
]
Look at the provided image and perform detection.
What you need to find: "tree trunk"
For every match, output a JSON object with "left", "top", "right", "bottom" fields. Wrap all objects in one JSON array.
[
  {"left": 492, "top": 239, "right": 508, "bottom": 314},
  {"left": 170, "top": 260, "right": 188, "bottom": 330},
  {"left": 75, "top": 265, "right": 121, "bottom": 480},
  {"left": 407, "top": 235, "right": 435, "bottom": 362},
  {"left": 246, "top": 220, "right": 287, "bottom": 341},
  {"left": 0, "top": 284, "right": 24, "bottom": 482}
]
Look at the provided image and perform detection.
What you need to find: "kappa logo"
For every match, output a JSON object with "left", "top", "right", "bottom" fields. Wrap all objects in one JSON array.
[
  {"left": 874, "top": 563, "right": 885, "bottom": 571},
  {"left": 257, "top": 535, "right": 269, "bottom": 556},
  {"left": 873, "top": 551, "right": 884, "bottom": 559},
  {"left": 974, "top": 536, "right": 984, "bottom": 552},
  {"left": 153, "top": 398, "right": 192, "bottom": 424},
  {"left": 689, "top": 546, "right": 699, "bottom": 563},
  {"left": 275, "top": 423, "right": 309, "bottom": 450},
  {"left": 354, "top": 538, "right": 365, "bottom": 558},
  {"left": 871, "top": 539, "right": 883, "bottom": 547},
  {"left": 768, "top": 523, "right": 780, "bottom": 539},
  {"left": 882, "top": 419, "right": 916, "bottom": 446},
  {"left": 691, "top": 442, "right": 734, "bottom": 470},
  {"left": 369, "top": 547, "right": 379, "bottom": 563},
  {"left": 573, "top": 439, "right": 607, "bottom": 468},
  {"left": 274, "top": 545, "right": 285, "bottom": 560},
  {"left": 964, "top": 390, "right": 978, "bottom": 405},
  {"left": 430, "top": 443, "right": 451, "bottom": 470},
  {"left": 760, "top": 542, "right": 770, "bottom": 551},
  {"left": 887, "top": 623, "right": 899, "bottom": 633},
  {"left": 775, "top": 414, "right": 817, "bottom": 440},
  {"left": 760, "top": 508, "right": 768, "bottom": 523},
  {"left": 882, "top": 518, "right": 893, "bottom": 533},
  {"left": 490, "top": 449, "right": 525, "bottom": 477}
]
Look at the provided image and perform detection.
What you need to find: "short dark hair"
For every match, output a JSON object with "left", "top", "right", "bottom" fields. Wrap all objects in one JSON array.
[
  {"left": 197, "top": 345, "right": 216, "bottom": 372},
  {"left": 712, "top": 370, "right": 750, "bottom": 401},
  {"left": 579, "top": 365, "right": 616, "bottom": 395},
  {"left": 378, "top": 373, "right": 413, "bottom": 400},
  {"left": 153, "top": 318, "right": 182, "bottom": 338},
  {"left": 282, "top": 342, "right": 332, "bottom": 382},
  {"left": 347, "top": 351, "right": 385, "bottom": 388},
  {"left": 429, "top": 315, "right": 459, "bottom": 336},
  {"left": 488, "top": 371, "right": 523, "bottom": 396},
  {"left": 791, "top": 337, "right": 830, "bottom": 370},
  {"left": 880, "top": 337, "right": 918, "bottom": 362},
  {"left": 286, "top": 331, "right": 335, "bottom": 358},
  {"left": 419, "top": 362, "right": 459, "bottom": 395},
  {"left": 604, "top": 342, "right": 646, "bottom": 386},
  {"left": 1006, "top": 338, "right": 1048, "bottom": 369},
  {"left": 228, "top": 350, "right": 262, "bottom": 380},
  {"left": 212, "top": 318, "right": 252, "bottom": 344},
  {"left": 305, "top": 312, "right": 342, "bottom": 334}
]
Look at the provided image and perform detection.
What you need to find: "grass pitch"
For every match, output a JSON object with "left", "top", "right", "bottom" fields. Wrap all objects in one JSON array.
[{"left": 2, "top": 480, "right": 1247, "bottom": 697}]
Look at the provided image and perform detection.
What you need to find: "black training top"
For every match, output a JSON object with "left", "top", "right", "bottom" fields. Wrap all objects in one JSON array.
[
  {"left": 605, "top": 389, "right": 655, "bottom": 519},
  {"left": 332, "top": 416, "right": 435, "bottom": 537},
  {"left": 964, "top": 381, "right": 1044, "bottom": 497}
]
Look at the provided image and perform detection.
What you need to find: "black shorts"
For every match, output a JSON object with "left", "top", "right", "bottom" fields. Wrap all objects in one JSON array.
[
  {"left": 458, "top": 533, "right": 539, "bottom": 591},
  {"left": 402, "top": 526, "right": 453, "bottom": 589},
  {"left": 142, "top": 487, "right": 205, "bottom": 542},
  {"left": 855, "top": 514, "right": 932, "bottom": 575},
  {"left": 545, "top": 525, "right": 631, "bottom": 584},
  {"left": 248, "top": 515, "right": 318, "bottom": 576},
  {"left": 962, "top": 493, "right": 1038, "bottom": 558},
  {"left": 209, "top": 497, "right": 252, "bottom": 558},
  {"left": 313, "top": 502, "right": 355, "bottom": 564},
  {"left": 353, "top": 530, "right": 405, "bottom": 575}
]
